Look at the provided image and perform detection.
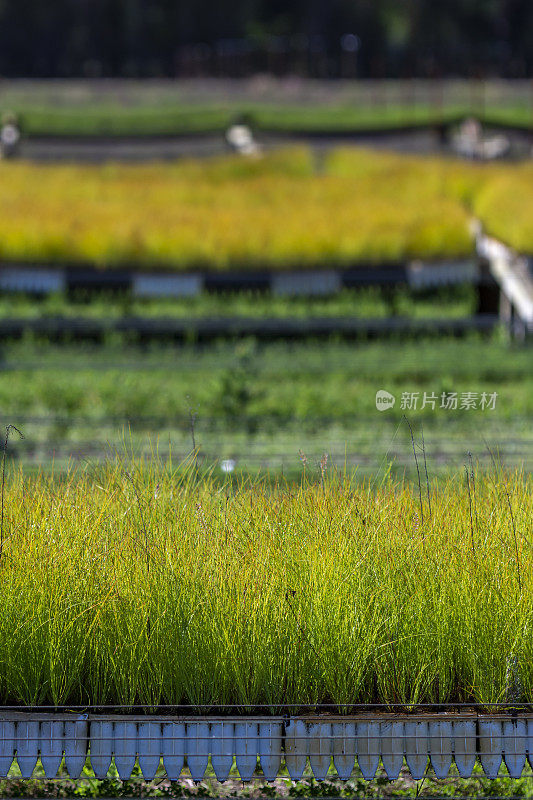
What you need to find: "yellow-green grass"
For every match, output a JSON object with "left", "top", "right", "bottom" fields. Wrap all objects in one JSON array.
[
  {"left": 467, "top": 162, "right": 533, "bottom": 254},
  {"left": 325, "top": 148, "right": 533, "bottom": 256},
  {"left": 0, "top": 458, "right": 531, "bottom": 709},
  {"left": 0, "top": 148, "right": 473, "bottom": 270},
  {"left": 2, "top": 146, "right": 533, "bottom": 270}
]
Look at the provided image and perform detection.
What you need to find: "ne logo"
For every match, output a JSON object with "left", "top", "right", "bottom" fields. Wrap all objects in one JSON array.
[{"left": 375, "top": 390, "right": 396, "bottom": 410}]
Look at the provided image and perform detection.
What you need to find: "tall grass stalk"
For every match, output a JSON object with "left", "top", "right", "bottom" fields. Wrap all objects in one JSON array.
[
  {"left": 404, "top": 416, "right": 424, "bottom": 529},
  {"left": 0, "top": 425, "right": 23, "bottom": 566}
]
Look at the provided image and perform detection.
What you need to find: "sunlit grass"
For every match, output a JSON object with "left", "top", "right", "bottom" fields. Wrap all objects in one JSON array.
[
  {"left": 0, "top": 148, "right": 474, "bottom": 269},
  {"left": 327, "top": 148, "right": 533, "bottom": 256},
  {"left": 0, "top": 458, "right": 531, "bottom": 709},
  {"left": 0, "top": 146, "right": 532, "bottom": 268},
  {"left": 468, "top": 162, "right": 533, "bottom": 253}
]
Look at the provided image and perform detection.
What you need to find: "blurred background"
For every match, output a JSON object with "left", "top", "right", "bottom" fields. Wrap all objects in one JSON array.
[
  {"left": 0, "top": 0, "right": 531, "bottom": 481},
  {"left": 0, "top": 0, "right": 532, "bottom": 78}
]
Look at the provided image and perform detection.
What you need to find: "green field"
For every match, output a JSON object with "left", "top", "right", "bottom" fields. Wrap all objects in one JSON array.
[
  {"left": 2, "top": 145, "right": 533, "bottom": 270},
  {"left": 0, "top": 83, "right": 531, "bottom": 732},
  {"left": 3, "top": 102, "right": 444, "bottom": 136},
  {"left": 4, "top": 103, "right": 489, "bottom": 136},
  {"left": 1, "top": 333, "right": 530, "bottom": 476},
  {"left": 0, "top": 148, "right": 475, "bottom": 269},
  {"left": 0, "top": 285, "right": 476, "bottom": 321},
  {"left": 0, "top": 456, "right": 530, "bottom": 708},
  {"left": 1, "top": 78, "right": 531, "bottom": 136}
]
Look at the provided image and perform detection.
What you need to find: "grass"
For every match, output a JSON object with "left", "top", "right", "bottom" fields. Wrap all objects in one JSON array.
[
  {"left": 468, "top": 162, "right": 533, "bottom": 253},
  {"left": 2, "top": 759, "right": 533, "bottom": 796},
  {"left": 0, "top": 147, "right": 476, "bottom": 269},
  {"left": 7, "top": 103, "right": 473, "bottom": 136},
  {"left": 4, "top": 760, "right": 533, "bottom": 796},
  {"left": 0, "top": 285, "right": 477, "bottom": 320},
  {"left": 0, "top": 454, "right": 530, "bottom": 709},
  {"left": 3, "top": 102, "right": 456, "bottom": 137},
  {"left": 0, "top": 77, "right": 531, "bottom": 136},
  {"left": 2, "top": 334, "right": 530, "bottom": 420},
  {"left": 2, "top": 144, "right": 533, "bottom": 270},
  {"left": 320, "top": 147, "right": 533, "bottom": 258},
  {"left": 1, "top": 334, "right": 531, "bottom": 475}
]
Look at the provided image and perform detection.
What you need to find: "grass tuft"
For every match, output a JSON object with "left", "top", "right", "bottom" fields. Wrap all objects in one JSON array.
[{"left": 0, "top": 459, "right": 530, "bottom": 710}]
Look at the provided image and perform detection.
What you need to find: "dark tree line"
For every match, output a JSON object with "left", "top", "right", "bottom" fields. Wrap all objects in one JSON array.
[{"left": 0, "top": 0, "right": 532, "bottom": 78}]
